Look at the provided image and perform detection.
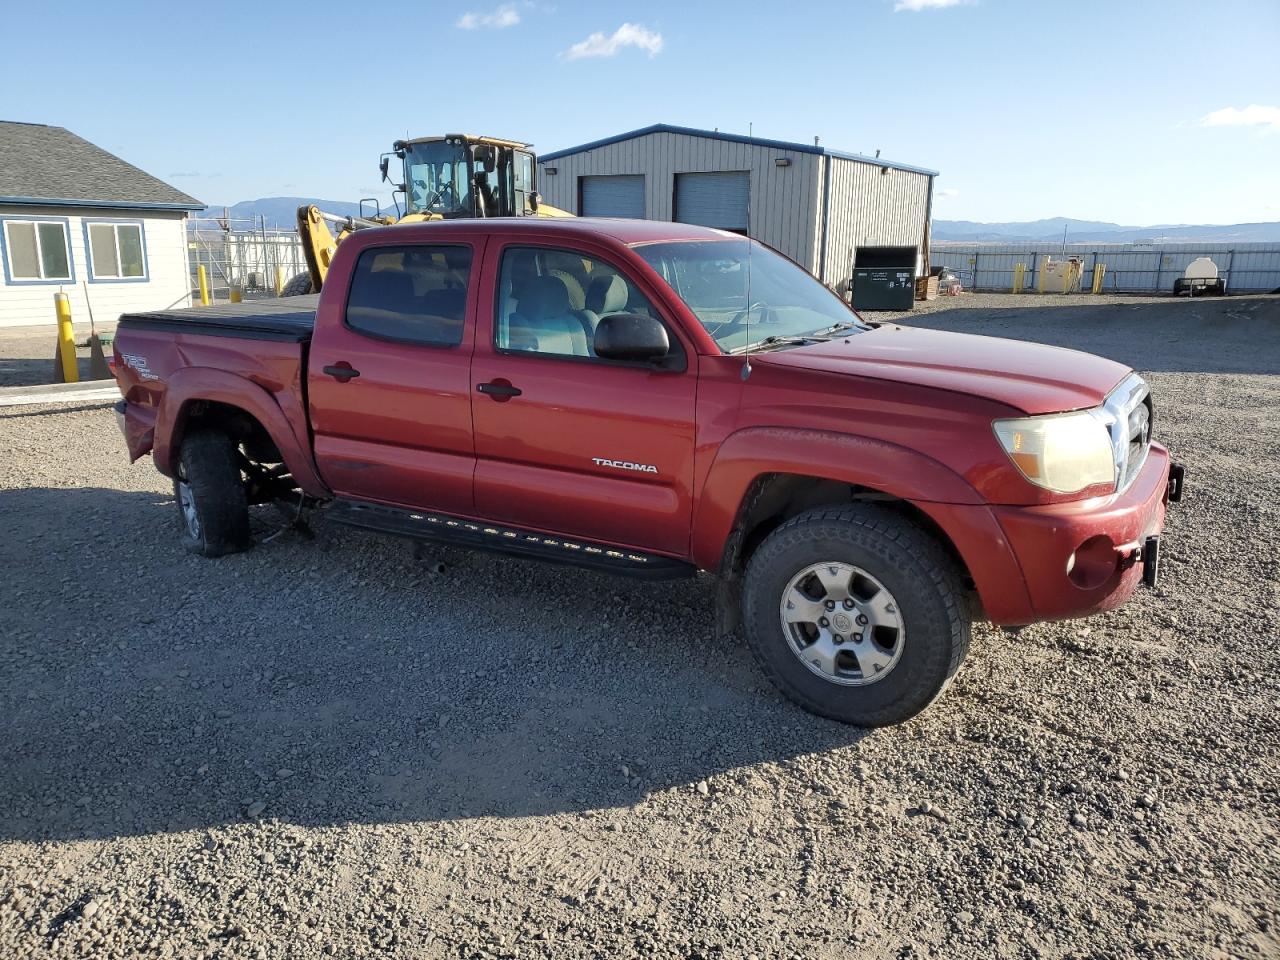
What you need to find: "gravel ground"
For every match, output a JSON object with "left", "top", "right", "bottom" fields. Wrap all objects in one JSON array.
[{"left": 1, "top": 294, "right": 1277, "bottom": 958}]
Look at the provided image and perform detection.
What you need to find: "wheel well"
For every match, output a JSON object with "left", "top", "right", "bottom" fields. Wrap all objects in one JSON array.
[
  {"left": 721, "top": 473, "right": 974, "bottom": 590},
  {"left": 175, "top": 400, "right": 281, "bottom": 469}
]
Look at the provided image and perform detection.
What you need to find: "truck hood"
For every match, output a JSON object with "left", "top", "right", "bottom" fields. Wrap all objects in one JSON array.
[{"left": 759, "top": 326, "right": 1131, "bottom": 415}]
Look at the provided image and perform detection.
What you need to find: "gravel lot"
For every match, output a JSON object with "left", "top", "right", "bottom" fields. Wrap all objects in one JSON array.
[{"left": 1, "top": 293, "right": 1277, "bottom": 958}]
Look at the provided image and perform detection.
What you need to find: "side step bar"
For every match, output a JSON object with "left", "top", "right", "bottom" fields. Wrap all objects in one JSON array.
[{"left": 325, "top": 499, "right": 696, "bottom": 580}]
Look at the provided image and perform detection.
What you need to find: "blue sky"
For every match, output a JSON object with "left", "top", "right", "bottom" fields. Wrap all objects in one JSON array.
[{"left": 2, "top": 0, "right": 1277, "bottom": 224}]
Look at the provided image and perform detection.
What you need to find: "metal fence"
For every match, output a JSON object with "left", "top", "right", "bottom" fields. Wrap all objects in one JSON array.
[
  {"left": 188, "top": 217, "right": 308, "bottom": 300},
  {"left": 931, "top": 242, "right": 1280, "bottom": 294}
]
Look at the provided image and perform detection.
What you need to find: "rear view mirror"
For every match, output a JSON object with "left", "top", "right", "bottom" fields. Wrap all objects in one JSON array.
[
  {"left": 594, "top": 313, "right": 669, "bottom": 363},
  {"left": 379, "top": 156, "right": 390, "bottom": 182}
]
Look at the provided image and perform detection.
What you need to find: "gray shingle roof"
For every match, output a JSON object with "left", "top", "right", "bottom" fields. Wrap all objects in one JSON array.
[{"left": 0, "top": 121, "right": 203, "bottom": 210}]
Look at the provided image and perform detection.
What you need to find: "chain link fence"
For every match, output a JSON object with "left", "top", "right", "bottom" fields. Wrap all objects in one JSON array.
[{"left": 188, "top": 217, "right": 309, "bottom": 302}]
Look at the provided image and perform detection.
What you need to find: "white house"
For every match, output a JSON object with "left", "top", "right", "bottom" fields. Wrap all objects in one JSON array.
[{"left": 0, "top": 121, "right": 203, "bottom": 329}]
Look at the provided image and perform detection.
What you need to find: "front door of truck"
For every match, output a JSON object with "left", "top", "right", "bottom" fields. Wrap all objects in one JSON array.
[
  {"left": 307, "top": 237, "right": 482, "bottom": 514},
  {"left": 469, "top": 240, "right": 697, "bottom": 556}
]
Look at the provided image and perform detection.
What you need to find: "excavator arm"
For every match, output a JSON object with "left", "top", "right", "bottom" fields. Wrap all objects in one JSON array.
[{"left": 296, "top": 205, "right": 391, "bottom": 291}]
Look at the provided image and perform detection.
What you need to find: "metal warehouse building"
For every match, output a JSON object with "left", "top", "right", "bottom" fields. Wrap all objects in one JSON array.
[{"left": 536, "top": 123, "right": 937, "bottom": 286}]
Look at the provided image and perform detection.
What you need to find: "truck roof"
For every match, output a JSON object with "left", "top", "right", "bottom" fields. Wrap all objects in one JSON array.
[{"left": 360, "top": 217, "right": 742, "bottom": 248}]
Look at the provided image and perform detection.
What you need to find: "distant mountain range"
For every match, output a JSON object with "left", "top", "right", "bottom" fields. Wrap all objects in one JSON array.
[
  {"left": 933, "top": 217, "right": 1280, "bottom": 244},
  {"left": 193, "top": 197, "right": 397, "bottom": 230},
  {"left": 195, "top": 201, "right": 1280, "bottom": 245}
]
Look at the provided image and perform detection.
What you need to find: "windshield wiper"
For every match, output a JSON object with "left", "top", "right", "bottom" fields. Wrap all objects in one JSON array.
[
  {"left": 730, "top": 335, "right": 827, "bottom": 355},
  {"left": 812, "top": 320, "right": 861, "bottom": 336}
]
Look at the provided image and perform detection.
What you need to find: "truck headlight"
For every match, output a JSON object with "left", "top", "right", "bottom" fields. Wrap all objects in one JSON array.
[{"left": 993, "top": 411, "right": 1114, "bottom": 494}]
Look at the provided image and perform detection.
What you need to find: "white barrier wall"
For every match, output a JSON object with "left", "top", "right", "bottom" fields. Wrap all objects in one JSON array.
[{"left": 932, "top": 243, "right": 1280, "bottom": 293}]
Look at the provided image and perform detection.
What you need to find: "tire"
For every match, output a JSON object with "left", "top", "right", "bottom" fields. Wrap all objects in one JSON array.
[
  {"left": 174, "top": 431, "right": 251, "bottom": 557},
  {"left": 741, "top": 504, "right": 970, "bottom": 727},
  {"left": 279, "top": 271, "right": 315, "bottom": 297}
]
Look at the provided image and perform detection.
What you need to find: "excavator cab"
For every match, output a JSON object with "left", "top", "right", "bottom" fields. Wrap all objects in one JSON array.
[
  {"left": 287, "top": 134, "right": 566, "bottom": 296},
  {"left": 395, "top": 134, "right": 539, "bottom": 219}
]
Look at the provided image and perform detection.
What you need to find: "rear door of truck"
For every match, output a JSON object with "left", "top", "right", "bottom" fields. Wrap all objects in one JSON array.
[{"left": 307, "top": 234, "right": 484, "bottom": 514}]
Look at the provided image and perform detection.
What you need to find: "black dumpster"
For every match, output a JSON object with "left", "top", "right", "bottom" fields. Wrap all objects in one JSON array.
[{"left": 851, "top": 246, "right": 917, "bottom": 311}]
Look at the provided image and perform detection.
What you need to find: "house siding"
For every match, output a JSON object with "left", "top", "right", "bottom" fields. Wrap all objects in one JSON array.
[
  {"left": 538, "top": 131, "right": 824, "bottom": 271},
  {"left": 0, "top": 206, "right": 190, "bottom": 328}
]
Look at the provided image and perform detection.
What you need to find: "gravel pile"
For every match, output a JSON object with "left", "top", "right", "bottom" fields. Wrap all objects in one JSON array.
[{"left": 1, "top": 294, "right": 1277, "bottom": 958}]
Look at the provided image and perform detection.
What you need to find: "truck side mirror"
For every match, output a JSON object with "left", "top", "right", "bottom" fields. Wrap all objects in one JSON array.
[
  {"left": 529, "top": 191, "right": 540, "bottom": 213},
  {"left": 379, "top": 157, "right": 390, "bottom": 182},
  {"left": 594, "top": 314, "right": 669, "bottom": 363}
]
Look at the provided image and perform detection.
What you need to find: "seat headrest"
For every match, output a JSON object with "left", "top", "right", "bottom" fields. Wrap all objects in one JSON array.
[
  {"left": 586, "top": 274, "right": 629, "bottom": 314},
  {"left": 517, "top": 275, "right": 571, "bottom": 320},
  {"left": 365, "top": 270, "right": 415, "bottom": 305}
]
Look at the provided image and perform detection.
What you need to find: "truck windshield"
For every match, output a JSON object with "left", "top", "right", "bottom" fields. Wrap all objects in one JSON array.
[
  {"left": 403, "top": 141, "right": 471, "bottom": 216},
  {"left": 632, "top": 239, "right": 868, "bottom": 354}
]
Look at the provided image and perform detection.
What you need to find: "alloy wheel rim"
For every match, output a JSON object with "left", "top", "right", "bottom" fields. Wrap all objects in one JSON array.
[
  {"left": 178, "top": 479, "right": 200, "bottom": 540},
  {"left": 778, "top": 562, "right": 905, "bottom": 686}
]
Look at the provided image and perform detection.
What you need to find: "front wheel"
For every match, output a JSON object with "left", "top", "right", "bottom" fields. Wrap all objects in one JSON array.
[{"left": 742, "top": 504, "right": 970, "bottom": 727}]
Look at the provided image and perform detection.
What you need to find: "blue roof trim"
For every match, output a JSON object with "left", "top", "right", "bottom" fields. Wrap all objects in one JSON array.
[
  {"left": 538, "top": 123, "right": 939, "bottom": 177},
  {"left": 0, "top": 195, "right": 204, "bottom": 212}
]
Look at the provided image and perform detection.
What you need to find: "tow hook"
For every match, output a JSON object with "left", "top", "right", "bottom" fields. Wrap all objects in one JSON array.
[
  {"left": 1168, "top": 462, "right": 1186, "bottom": 503},
  {"left": 1141, "top": 536, "right": 1161, "bottom": 588},
  {"left": 1114, "top": 536, "right": 1160, "bottom": 587}
]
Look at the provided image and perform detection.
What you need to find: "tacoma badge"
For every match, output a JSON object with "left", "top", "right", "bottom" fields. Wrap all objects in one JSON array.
[{"left": 592, "top": 458, "right": 658, "bottom": 474}]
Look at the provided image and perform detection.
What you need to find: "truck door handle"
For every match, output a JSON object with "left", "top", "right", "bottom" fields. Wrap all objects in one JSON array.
[
  {"left": 477, "top": 380, "right": 522, "bottom": 399},
  {"left": 323, "top": 363, "right": 360, "bottom": 382}
]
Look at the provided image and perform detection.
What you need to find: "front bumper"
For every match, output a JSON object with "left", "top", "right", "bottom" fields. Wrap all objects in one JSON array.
[{"left": 990, "top": 443, "right": 1181, "bottom": 623}]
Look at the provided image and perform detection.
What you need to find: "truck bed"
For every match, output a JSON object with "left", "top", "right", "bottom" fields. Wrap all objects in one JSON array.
[{"left": 117, "top": 295, "right": 318, "bottom": 342}]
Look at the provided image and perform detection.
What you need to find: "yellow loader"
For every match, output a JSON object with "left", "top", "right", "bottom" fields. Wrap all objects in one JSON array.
[{"left": 282, "top": 134, "right": 572, "bottom": 295}]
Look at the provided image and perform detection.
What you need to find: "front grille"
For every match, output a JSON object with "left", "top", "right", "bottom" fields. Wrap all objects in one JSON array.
[{"left": 1102, "top": 373, "right": 1152, "bottom": 492}]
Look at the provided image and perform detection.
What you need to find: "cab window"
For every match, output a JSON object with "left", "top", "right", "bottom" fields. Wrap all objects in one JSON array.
[
  {"left": 494, "top": 246, "right": 666, "bottom": 360},
  {"left": 345, "top": 244, "right": 471, "bottom": 346}
]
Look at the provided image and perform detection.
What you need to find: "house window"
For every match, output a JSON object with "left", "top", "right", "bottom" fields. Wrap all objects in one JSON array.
[
  {"left": 87, "top": 222, "right": 146, "bottom": 279},
  {"left": 2, "top": 219, "right": 72, "bottom": 282}
]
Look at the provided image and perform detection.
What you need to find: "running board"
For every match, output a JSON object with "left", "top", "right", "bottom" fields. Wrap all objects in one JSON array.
[{"left": 325, "top": 499, "right": 696, "bottom": 580}]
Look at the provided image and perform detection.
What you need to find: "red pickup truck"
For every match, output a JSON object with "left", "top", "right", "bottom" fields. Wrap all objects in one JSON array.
[{"left": 113, "top": 217, "right": 1183, "bottom": 726}]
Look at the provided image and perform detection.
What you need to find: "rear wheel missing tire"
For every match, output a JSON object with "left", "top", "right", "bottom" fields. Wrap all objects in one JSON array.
[
  {"left": 175, "top": 431, "right": 251, "bottom": 557},
  {"left": 742, "top": 504, "right": 970, "bottom": 727}
]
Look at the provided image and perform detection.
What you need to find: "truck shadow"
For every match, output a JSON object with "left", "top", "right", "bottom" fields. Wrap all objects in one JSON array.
[
  {"left": 878, "top": 293, "right": 1280, "bottom": 375},
  {"left": 0, "top": 487, "right": 874, "bottom": 844}
]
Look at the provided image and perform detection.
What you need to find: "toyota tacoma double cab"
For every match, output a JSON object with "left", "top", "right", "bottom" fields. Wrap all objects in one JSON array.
[{"left": 112, "top": 218, "right": 1183, "bottom": 727}]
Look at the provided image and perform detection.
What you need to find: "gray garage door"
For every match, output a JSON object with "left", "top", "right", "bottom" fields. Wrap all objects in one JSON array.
[
  {"left": 674, "top": 171, "right": 750, "bottom": 231},
  {"left": 580, "top": 175, "right": 646, "bottom": 218}
]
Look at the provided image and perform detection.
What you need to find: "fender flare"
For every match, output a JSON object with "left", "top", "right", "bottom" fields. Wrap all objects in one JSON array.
[
  {"left": 153, "top": 367, "right": 329, "bottom": 498},
  {"left": 690, "top": 426, "right": 984, "bottom": 573}
]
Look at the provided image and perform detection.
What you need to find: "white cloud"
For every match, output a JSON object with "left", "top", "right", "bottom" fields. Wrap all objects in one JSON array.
[
  {"left": 1200, "top": 104, "right": 1280, "bottom": 131},
  {"left": 938, "top": 188, "right": 960, "bottom": 198},
  {"left": 561, "top": 23, "right": 663, "bottom": 60},
  {"left": 894, "top": 0, "right": 969, "bottom": 10},
  {"left": 457, "top": 3, "right": 521, "bottom": 29}
]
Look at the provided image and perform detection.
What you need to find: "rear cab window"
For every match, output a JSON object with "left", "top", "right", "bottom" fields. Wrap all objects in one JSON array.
[{"left": 344, "top": 244, "right": 473, "bottom": 346}]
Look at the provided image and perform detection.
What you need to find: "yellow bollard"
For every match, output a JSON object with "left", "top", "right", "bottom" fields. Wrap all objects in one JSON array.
[
  {"left": 229, "top": 284, "right": 242, "bottom": 304},
  {"left": 275, "top": 265, "right": 286, "bottom": 296},
  {"left": 54, "top": 292, "right": 79, "bottom": 383},
  {"left": 1012, "top": 262, "right": 1026, "bottom": 294},
  {"left": 1092, "top": 263, "right": 1107, "bottom": 294},
  {"left": 197, "top": 264, "right": 211, "bottom": 305}
]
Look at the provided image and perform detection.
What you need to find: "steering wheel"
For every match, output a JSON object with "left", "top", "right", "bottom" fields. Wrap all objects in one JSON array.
[{"left": 422, "top": 180, "right": 458, "bottom": 210}]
